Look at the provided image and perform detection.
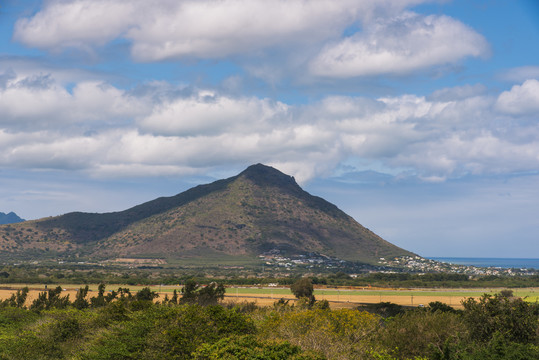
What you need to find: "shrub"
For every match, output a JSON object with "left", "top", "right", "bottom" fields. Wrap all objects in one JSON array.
[
  {"left": 259, "top": 308, "right": 380, "bottom": 359},
  {"left": 462, "top": 293, "right": 539, "bottom": 344},
  {"left": 428, "top": 301, "right": 458, "bottom": 314},
  {"left": 192, "top": 335, "right": 325, "bottom": 359},
  {"left": 379, "top": 309, "right": 468, "bottom": 359}
]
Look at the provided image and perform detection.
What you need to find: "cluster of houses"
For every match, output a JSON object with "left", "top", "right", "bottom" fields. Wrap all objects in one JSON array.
[{"left": 378, "top": 256, "right": 538, "bottom": 276}]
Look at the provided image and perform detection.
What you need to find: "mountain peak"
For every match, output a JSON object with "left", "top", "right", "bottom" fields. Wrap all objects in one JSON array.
[
  {"left": 239, "top": 163, "right": 299, "bottom": 190},
  {"left": 0, "top": 165, "right": 414, "bottom": 263},
  {"left": 0, "top": 211, "right": 25, "bottom": 225}
]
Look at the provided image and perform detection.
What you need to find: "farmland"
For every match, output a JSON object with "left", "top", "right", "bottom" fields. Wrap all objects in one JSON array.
[
  {"left": 0, "top": 281, "right": 537, "bottom": 359},
  {"left": 1, "top": 283, "right": 537, "bottom": 309}
]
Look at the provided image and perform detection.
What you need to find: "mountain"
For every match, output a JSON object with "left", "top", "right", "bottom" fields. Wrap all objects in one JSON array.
[
  {"left": 0, "top": 164, "right": 413, "bottom": 264},
  {"left": 0, "top": 212, "right": 25, "bottom": 225}
]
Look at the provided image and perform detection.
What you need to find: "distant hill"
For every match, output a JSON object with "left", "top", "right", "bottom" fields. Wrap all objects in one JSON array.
[
  {"left": 0, "top": 212, "right": 25, "bottom": 225},
  {"left": 0, "top": 164, "right": 414, "bottom": 264}
]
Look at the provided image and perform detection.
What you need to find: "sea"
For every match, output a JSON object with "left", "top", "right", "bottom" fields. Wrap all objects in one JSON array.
[{"left": 428, "top": 257, "right": 539, "bottom": 270}]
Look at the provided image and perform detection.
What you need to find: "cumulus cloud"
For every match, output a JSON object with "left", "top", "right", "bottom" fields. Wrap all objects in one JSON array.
[
  {"left": 139, "top": 92, "right": 288, "bottom": 136},
  {"left": 11, "top": 0, "right": 494, "bottom": 84},
  {"left": 13, "top": 1, "right": 135, "bottom": 51},
  {"left": 13, "top": 0, "right": 356, "bottom": 58},
  {"left": 0, "top": 70, "right": 144, "bottom": 130},
  {"left": 309, "top": 12, "right": 489, "bottom": 77},
  {"left": 495, "top": 79, "right": 539, "bottom": 115},
  {"left": 1, "top": 65, "right": 539, "bottom": 182},
  {"left": 14, "top": 0, "right": 436, "bottom": 64}
]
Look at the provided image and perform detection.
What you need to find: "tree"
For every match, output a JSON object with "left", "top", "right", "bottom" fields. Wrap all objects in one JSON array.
[
  {"left": 170, "top": 289, "right": 179, "bottom": 304},
  {"left": 291, "top": 278, "right": 315, "bottom": 306},
  {"left": 90, "top": 283, "right": 106, "bottom": 308},
  {"left": 72, "top": 285, "right": 89, "bottom": 310},
  {"left": 196, "top": 283, "right": 225, "bottom": 306},
  {"left": 291, "top": 278, "right": 314, "bottom": 299},
  {"left": 30, "top": 286, "right": 70, "bottom": 310},
  {"left": 499, "top": 289, "right": 514, "bottom": 298},
  {"left": 180, "top": 280, "right": 199, "bottom": 304},
  {"left": 135, "top": 287, "right": 159, "bottom": 301},
  {"left": 1, "top": 287, "right": 29, "bottom": 308},
  {"left": 180, "top": 280, "right": 225, "bottom": 306},
  {"left": 117, "top": 287, "right": 132, "bottom": 299}
]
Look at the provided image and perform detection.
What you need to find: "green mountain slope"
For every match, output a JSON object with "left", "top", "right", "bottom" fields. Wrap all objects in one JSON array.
[{"left": 0, "top": 164, "right": 413, "bottom": 263}]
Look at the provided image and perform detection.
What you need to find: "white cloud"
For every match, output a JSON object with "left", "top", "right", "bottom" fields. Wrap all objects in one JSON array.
[
  {"left": 2, "top": 65, "right": 539, "bottom": 183},
  {"left": 13, "top": 0, "right": 431, "bottom": 62},
  {"left": 12, "top": 1, "right": 491, "bottom": 84},
  {"left": 139, "top": 93, "right": 288, "bottom": 136},
  {"left": 13, "top": 1, "right": 135, "bottom": 51},
  {"left": 495, "top": 79, "right": 539, "bottom": 115},
  {"left": 127, "top": 0, "right": 361, "bottom": 61},
  {"left": 12, "top": 0, "right": 354, "bottom": 58},
  {"left": 500, "top": 66, "right": 539, "bottom": 83},
  {"left": 0, "top": 70, "right": 144, "bottom": 130},
  {"left": 309, "top": 12, "right": 488, "bottom": 77}
]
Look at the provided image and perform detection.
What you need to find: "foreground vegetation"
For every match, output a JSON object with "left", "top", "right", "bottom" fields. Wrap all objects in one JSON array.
[{"left": 0, "top": 282, "right": 537, "bottom": 359}]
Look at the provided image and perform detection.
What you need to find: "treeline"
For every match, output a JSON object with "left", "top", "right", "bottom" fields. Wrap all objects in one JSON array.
[
  {"left": 0, "top": 280, "right": 225, "bottom": 311},
  {"left": 0, "top": 265, "right": 538, "bottom": 288},
  {"left": 310, "top": 272, "right": 539, "bottom": 288},
  {"left": 0, "top": 284, "right": 537, "bottom": 359}
]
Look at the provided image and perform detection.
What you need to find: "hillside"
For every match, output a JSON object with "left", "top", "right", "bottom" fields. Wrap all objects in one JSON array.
[{"left": 0, "top": 164, "right": 413, "bottom": 264}]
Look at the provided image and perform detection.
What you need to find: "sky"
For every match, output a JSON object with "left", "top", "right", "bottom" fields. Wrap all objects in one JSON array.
[{"left": 0, "top": 0, "right": 538, "bottom": 258}]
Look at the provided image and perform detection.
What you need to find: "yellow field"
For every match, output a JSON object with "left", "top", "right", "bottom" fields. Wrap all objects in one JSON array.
[
  {"left": 223, "top": 292, "right": 469, "bottom": 309},
  {"left": 2, "top": 284, "right": 536, "bottom": 309}
]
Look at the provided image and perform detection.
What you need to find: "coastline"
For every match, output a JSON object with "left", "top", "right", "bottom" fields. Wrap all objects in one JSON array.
[{"left": 428, "top": 257, "right": 539, "bottom": 269}]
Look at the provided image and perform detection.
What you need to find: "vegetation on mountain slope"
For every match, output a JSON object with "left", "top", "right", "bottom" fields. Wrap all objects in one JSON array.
[{"left": 0, "top": 164, "right": 412, "bottom": 264}]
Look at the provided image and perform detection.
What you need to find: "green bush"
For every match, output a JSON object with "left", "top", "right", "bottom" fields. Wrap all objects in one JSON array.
[
  {"left": 192, "top": 335, "right": 325, "bottom": 359},
  {"left": 81, "top": 304, "right": 255, "bottom": 359},
  {"left": 379, "top": 309, "right": 468, "bottom": 359},
  {"left": 462, "top": 332, "right": 539, "bottom": 360},
  {"left": 258, "top": 308, "right": 380, "bottom": 359},
  {"left": 462, "top": 293, "right": 539, "bottom": 344}
]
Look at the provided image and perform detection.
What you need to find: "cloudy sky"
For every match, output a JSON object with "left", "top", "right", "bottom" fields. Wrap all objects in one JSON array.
[{"left": 1, "top": 0, "right": 538, "bottom": 258}]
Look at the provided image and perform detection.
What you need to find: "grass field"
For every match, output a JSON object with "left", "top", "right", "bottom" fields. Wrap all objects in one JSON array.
[
  {"left": 1, "top": 284, "right": 537, "bottom": 309},
  {"left": 224, "top": 287, "right": 539, "bottom": 308}
]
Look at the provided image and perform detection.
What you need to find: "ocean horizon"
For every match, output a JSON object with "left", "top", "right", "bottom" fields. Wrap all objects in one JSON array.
[{"left": 428, "top": 257, "right": 539, "bottom": 269}]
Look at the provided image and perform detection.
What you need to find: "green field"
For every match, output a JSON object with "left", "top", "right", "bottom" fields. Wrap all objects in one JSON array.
[{"left": 224, "top": 287, "right": 539, "bottom": 302}]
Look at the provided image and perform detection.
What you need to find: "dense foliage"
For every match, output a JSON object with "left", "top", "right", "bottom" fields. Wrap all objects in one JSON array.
[{"left": 0, "top": 285, "right": 537, "bottom": 359}]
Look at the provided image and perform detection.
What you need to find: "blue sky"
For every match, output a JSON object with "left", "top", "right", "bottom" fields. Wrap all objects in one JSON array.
[{"left": 1, "top": 0, "right": 538, "bottom": 258}]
